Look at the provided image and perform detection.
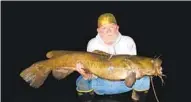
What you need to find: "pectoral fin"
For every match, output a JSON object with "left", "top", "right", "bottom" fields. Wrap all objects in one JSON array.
[
  {"left": 52, "top": 68, "right": 74, "bottom": 80},
  {"left": 125, "top": 71, "right": 136, "bottom": 88}
]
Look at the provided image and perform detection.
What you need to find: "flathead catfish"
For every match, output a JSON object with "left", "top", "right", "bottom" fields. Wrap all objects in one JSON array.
[{"left": 20, "top": 50, "right": 164, "bottom": 88}]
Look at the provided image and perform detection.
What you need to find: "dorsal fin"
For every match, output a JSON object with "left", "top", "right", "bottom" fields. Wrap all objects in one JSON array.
[
  {"left": 46, "top": 50, "right": 111, "bottom": 59},
  {"left": 92, "top": 50, "right": 111, "bottom": 56},
  {"left": 46, "top": 50, "right": 71, "bottom": 59}
]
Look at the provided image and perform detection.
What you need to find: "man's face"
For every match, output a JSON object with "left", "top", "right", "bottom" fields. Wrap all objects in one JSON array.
[{"left": 97, "top": 23, "right": 119, "bottom": 45}]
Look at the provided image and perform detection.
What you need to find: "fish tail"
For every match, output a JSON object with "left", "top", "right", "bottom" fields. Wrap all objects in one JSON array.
[{"left": 20, "top": 62, "right": 51, "bottom": 88}]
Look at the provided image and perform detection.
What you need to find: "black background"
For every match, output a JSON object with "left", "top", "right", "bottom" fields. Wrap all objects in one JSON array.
[{"left": 2, "top": 1, "right": 190, "bottom": 102}]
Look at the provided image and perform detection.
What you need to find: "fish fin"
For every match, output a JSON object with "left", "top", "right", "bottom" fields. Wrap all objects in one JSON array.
[
  {"left": 52, "top": 68, "right": 74, "bottom": 80},
  {"left": 46, "top": 50, "right": 66, "bottom": 59},
  {"left": 46, "top": 50, "right": 55, "bottom": 58},
  {"left": 125, "top": 71, "right": 136, "bottom": 88},
  {"left": 20, "top": 63, "right": 52, "bottom": 88},
  {"left": 92, "top": 50, "right": 110, "bottom": 56}
]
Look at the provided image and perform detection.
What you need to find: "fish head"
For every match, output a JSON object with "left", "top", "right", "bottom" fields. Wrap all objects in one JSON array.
[{"left": 152, "top": 58, "right": 163, "bottom": 76}]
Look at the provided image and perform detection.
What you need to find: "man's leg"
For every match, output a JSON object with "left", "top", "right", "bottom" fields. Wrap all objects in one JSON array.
[
  {"left": 76, "top": 75, "right": 95, "bottom": 102},
  {"left": 91, "top": 77, "right": 133, "bottom": 95},
  {"left": 131, "top": 90, "right": 149, "bottom": 102},
  {"left": 131, "top": 76, "right": 150, "bottom": 102}
]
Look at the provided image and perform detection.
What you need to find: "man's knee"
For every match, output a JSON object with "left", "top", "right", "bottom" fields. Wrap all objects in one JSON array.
[
  {"left": 76, "top": 76, "right": 93, "bottom": 92},
  {"left": 132, "top": 76, "right": 150, "bottom": 91}
]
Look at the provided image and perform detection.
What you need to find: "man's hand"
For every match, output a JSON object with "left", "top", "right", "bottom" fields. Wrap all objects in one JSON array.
[
  {"left": 76, "top": 62, "right": 93, "bottom": 80},
  {"left": 134, "top": 68, "right": 143, "bottom": 79}
]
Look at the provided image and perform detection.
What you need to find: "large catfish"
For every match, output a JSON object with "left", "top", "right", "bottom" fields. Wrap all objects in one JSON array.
[{"left": 20, "top": 50, "right": 164, "bottom": 88}]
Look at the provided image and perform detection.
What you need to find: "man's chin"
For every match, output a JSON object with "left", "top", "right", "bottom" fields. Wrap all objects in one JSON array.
[{"left": 104, "top": 41, "right": 115, "bottom": 45}]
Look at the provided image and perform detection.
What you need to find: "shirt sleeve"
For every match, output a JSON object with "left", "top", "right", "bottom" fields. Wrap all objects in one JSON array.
[
  {"left": 86, "top": 38, "right": 98, "bottom": 78},
  {"left": 130, "top": 41, "right": 137, "bottom": 55},
  {"left": 87, "top": 38, "right": 95, "bottom": 52},
  {"left": 126, "top": 36, "right": 137, "bottom": 55}
]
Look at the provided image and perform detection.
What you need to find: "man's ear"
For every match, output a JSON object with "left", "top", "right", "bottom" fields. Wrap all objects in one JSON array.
[
  {"left": 116, "top": 24, "right": 119, "bottom": 30},
  {"left": 97, "top": 28, "right": 100, "bottom": 33}
]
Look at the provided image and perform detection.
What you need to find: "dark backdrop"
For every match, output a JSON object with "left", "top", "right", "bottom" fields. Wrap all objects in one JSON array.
[{"left": 2, "top": 1, "right": 190, "bottom": 102}]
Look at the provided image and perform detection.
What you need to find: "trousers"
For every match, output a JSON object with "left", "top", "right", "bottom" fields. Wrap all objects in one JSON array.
[{"left": 76, "top": 75, "right": 150, "bottom": 95}]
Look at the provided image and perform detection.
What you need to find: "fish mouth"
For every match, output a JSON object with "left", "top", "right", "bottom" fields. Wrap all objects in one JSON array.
[
  {"left": 157, "top": 66, "right": 163, "bottom": 76},
  {"left": 153, "top": 59, "right": 166, "bottom": 85},
  {"left": 152, "top": 58, "right": 163, "bottom": 75}
]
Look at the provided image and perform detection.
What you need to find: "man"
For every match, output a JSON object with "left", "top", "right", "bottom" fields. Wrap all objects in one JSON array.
[{"left": 76, "top": 13, "right": 150, "bottom": 102}]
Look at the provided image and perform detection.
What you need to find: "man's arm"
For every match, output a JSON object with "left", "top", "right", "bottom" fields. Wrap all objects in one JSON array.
[
  {"left": 76, "top": 62, "right": 92, "bottom": 80},
  {"left": 87, "top": 38, "right": 96, "bottom": 52},
  {"left": 75, "top": 38, "right": 96, "bottom": 80},
  {"left": 130, "top": 40, "right": 137, "bottom": 55},
  {"left": 125, "top": 37, "right": 144, "bottom": 78},
  {"left": 125, "top": 36, "right": 137, "bottom": 55}
]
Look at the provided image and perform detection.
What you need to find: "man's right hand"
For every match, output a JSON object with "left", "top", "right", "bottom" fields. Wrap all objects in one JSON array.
[{"left": 76, "top": 62, "right": 93, "bottom": 80}]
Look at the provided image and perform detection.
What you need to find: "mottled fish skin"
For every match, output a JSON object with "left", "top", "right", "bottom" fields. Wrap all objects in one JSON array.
[{"left": 20, "top": 50, "right": 164, "bottom": 88}]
